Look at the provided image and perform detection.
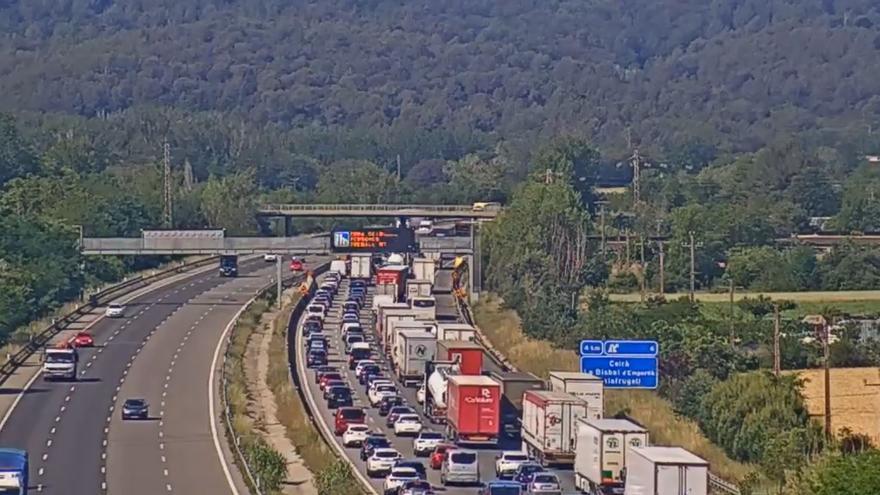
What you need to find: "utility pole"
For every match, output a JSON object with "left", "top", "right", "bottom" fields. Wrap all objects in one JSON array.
[
  {"left": 823, "top": 319, "right": 833, "bottom": 442},
  {"left": 639, "top": 235, "right": 646, "bottom": 302},
  {"left": 658, "top": 241, "right": 665, "bottom": 295},
  {"left": 773, "top": 304, "right": 781, "bottom": 376},
  {"left": 631, "top": 148, "right": 642, "bottom": 204},
  {"left": 163, "top": 139, "right": 173, "bottom": 228},
  {"left": 688, "top": 231, "right": 696, "bottom": 302}
]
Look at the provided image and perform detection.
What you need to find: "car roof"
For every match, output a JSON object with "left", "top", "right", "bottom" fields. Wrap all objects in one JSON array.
[
  {"left": 502, "top": 450, "right": 528, "bottom": 456},
  {"left": 488, "top": 480, "right": 522, "bottom": 487},
  {"left": 374, "top": 448, "right": 399, "bottom": 455},
  {"left": 391, "top": 467, "right": 418, "bottom": 475}
]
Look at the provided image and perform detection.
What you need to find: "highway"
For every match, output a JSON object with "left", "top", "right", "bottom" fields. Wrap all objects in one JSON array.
[
  {"left": 0, "top": 256, "right": 276, "bottom": 494},
  {"left": 294, "top": 270, "right": 577, "bottom": 493}
]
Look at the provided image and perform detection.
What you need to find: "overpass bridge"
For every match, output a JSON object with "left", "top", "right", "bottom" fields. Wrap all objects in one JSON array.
[
  {"left": 80, "top": 232, "right": 473, "bottom": 256},
  {"left": 257, "top": 203, "right": 501, "bottom": 219}
]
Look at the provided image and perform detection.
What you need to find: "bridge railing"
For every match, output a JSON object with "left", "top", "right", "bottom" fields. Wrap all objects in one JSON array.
[{"left": 261, "top": 203, "right": 482, "bottom": 213}]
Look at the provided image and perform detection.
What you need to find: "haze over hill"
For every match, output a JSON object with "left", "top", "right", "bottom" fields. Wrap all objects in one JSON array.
[{"left": 2, "top": 0, "right": 880, "bottom": 153}]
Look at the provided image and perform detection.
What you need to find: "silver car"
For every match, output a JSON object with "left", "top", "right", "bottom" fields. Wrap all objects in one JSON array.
[
  {"left": 441, "top": 449, "right": 479, "bottom": 486},
  {"left": 526, "top": 472, "right": 561, "bottom": 494}
]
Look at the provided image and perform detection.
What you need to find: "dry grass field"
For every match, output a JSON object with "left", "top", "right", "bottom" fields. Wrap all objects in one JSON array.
[
  {"left": 793, "top": 367, "right": 880, "bottom": 443},
  {"left": 608, "top": 290, "right": 880, "bottom": 304},
  {"left": 472, "top": 295, "right": 755, "bottom": 483}
]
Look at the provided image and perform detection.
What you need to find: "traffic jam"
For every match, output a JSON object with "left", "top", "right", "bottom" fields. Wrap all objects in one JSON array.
[{"left": 298, "top": 253, "right": 714, "bottom": 495}]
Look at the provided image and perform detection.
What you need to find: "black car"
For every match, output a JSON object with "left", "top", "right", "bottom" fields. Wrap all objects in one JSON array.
[
  {"left": 121, "top": 398, "right": 149, "bottom": 420},
  {"left": 302, "top": 320, "right": 322, "bottom": 336},
  {"left": 386, "top": 405, "right": 416, "bottom": 426},
  {"left": 307, "top": 349, "right": 327, "bottom": 367},
  {"left": 343, "top": 301, "right": 360, "bottom": 313},
  {"left": 358, "top": 365, "right": 381, "bottom": 384},
  {"left": 399, "top": 480, "right": 433, "bottom": 494},
  {"left": 392, "top": 459, "right": 428, "bottom": 480},
  {"left": 350, "top": 280, "right": 366, "bottom": 289},
  {"left": 378, "top": 396, "right": 407, "bottom": 416},
  {"left": 327, "top": 386, "right": 353, "bottom": 409},
  {"left": 359, "top": 435, "right": 391, "bottom": 461}
]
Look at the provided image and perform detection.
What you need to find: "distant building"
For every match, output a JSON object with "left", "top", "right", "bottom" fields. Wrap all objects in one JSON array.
[{"left": 866, "top": 155, "right": 880, "bottom": 164}]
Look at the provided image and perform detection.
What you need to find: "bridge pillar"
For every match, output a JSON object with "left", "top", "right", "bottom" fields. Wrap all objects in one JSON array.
[{"left": 284, "top": 216, "right": 293, "bottom": 237}]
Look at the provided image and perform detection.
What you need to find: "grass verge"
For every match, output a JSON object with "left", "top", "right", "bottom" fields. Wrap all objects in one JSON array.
[
  {"left": 472, "top": 294, "right": 756, "bottom": 484},
  {"left": 265, "top": 291, "right": 363, "bottom": 495}
]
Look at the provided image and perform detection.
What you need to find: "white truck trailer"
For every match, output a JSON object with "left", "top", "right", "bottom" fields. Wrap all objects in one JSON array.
[
  {"left": 435, "top": 322, "right": 476, "bottom": 342},
  {"left": 574, "top": 418, "right": 649, "bottom": 495},
  {"left": 624, "top": 447, "right": 709, "bottom": 495},
  {"left": 394, "top": 329, "right": 437, "bottom": 386},
  {"left": 412, "top": 257, "right": 437, "bottom": 284},
  {"left": 521, "top": 390, "right": 590, "bottom": 467},
  {"left": 406, "top": 279, "right": 433, "bottom": 301},
  {"left": 549, "top": 371, "right": 604, "bottom": 420},
  {"left": 350, "top": 254, "right": 372, "bottom": 281}
]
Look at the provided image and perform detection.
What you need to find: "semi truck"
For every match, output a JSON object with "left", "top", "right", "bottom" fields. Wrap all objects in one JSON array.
[
  {"left": 388, "top": 319, "right": 436, "bottom": 357},
  {"left": 436, "top": 340, "right": 484, "bottom": 375},
  {"left": 489, "top": 371, "right": 545, "bottom": 437},
  {"left": 406, "top": 279, "right": 433, "bottom": 301},
  {"left": 42, "top": 345, "right": 78, "bottom": 381},
  {"left": 624, "top": 447, "right": 709, "bottom": 495},
  {"left": 350, "top": 254, "right": 372, "bottom": 281},
  {"left": 445, "top": 375, "right": 501, "bottom": 446},
  {"left": 521, "top": 390, "right": 589, "bottom": 467},
  {"left": 394, "top": 329, "right": 437, "bottom": 386},
  {"left": 330, "top": 259, "right": 348, "bottom": 277},
  {"left": 549, "top": 371, "right": 605, "bottom": 420},
  {"left": 219, "top": 255, "right": 238, "bottom": 277},
  {"left": 435, "top": 323, "right": 476, "bottom": 342},
  {"left": 424, "top": 360, "right": 458, "bottom": 423},
  {"left": 412, "top": 258, "right": 436, "bottom": 284},
  {"left": 0, "top": 448, "right": 28, "bottom": 495},
  {"left": 574, "top": 418, "right": 649, "bottom": 495}
]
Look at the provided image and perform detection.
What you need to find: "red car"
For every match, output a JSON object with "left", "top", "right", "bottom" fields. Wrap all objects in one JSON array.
[
  {"left": 72, "top": 332, "right": 94, "bottom": 348},
  {"left": 430, "top": 444, "right": 454, "bottom": 470},
  {"left": 290, "top": 258, "right": 304, "bottom": 272},
  {"left": 319, "top": 372, "right": 344, "bottom": 391},
  {"left": 334, "top": 407, "right": 366, "bottom": 436}
]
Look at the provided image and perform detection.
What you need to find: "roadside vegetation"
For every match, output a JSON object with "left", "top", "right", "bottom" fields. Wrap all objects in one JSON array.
[{"left": 224, "top": 297, "right": 288, "bottom": 494}]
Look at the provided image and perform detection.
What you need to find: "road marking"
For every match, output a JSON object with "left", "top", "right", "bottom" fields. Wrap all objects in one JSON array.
[
  {"left": 50, "top": 427, "right": 55, "bottom": 434},
  {"left": 38, "top": 468, "right": 44, "bottom": 476},
  {"left": 54, "top": 416, "right": 60, "bottom": 423},
  {"left": 42, "top": 453, "right": 47, "bottom": 461},
  {"left": 166, "top": 483, "right": 172, "bottom": 492},
  {"left": 46, "top": 439, "right": 51, "bottom": 447}
]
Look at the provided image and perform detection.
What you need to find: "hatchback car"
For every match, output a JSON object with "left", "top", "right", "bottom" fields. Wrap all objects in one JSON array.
[
  {"left": 393, "top": 459, "right": 428, "bottom": 480},
  {"left": 383, "top": 466, "right": 420, "bottom": 494},
  {"left": 480, "top": 480, "right": 523, "bottom": 495},
  {"left": 319, "top": 372, "right": 344, "bottom": 391},
  {"left": 72, "top": 331, "right": 94, "bottom": 348},
  {"left": 412, "top": 431, "right": 444, "bottom": 457},
  {"left": 121, "top": 398, "right": 149, "bottom": 420},
  {"left": 314, "top": 366, "right": 338, "bottom": 384},
  {"left": 342, "top": 423, "right": 371, "bottom": 447},
  {"left": 429, "top": 444, "right": 454, "bottom": 470},
  {"left": 343, "top": 301, "right": 360, "bottom": 313},
  {"left": 495, "top": 451, "right": 530, "bottom": 478},
  {"left": 399, "top": 479, "right": 435, "bottom": 495},
  {"left": 394, "top": 414, "right": 423, "bottom": 436},
  {"left": 512, "top": 463, "right": 545, "bottom": 488},
  {"left": 323, "top": 380, "right": 347, "bottom": 399},
  {"left": 524, "top": 472, "right": 561, "bottom": 494},
  {"left": 342, "top": 312, "right": 360, "bottom": 324},
  {"left": 367, "top": 448, "right": 402, "bottom": 478},
  {"left": 441, "top": 449, "right": 480, "bottom": 486},
  {"left": 360, "top": 434, "right": 392, "bottom": 460},
  {"left": 327, "top": 386, "right": 353, "bottom": 409},
  {"left": 334, "top": 407, "right": 366, "bottom": 436},
  {"left": 307, "top": 349, "right": 327, "bottom": 368},
  {"left": 379, "top": 396, "right": 407, "bottom": 416},
  {"left": 359, "top": 364, "right": 382, "bottom": 384},
  {"left": 385, "top": 405, "right": 415, "bottom": 424},
  {"left": 105, "top": 302, "right": 125, "bottom": 318}
]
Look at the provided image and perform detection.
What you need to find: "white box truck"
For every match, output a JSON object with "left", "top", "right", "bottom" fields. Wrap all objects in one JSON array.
[
  {"left": 406, "top": 279, "right": 433, "bottom": 301},
  {"left": 412, "top": 257, "right": 436, "bottom": 284},
  {"left": 350, "top": 254, "right": 372, "bottom": 280},
  {"left": 574, "top": 418, "right": 649, "bottom": 495},
  {"left": 624, "top": 447, "right": 708, "bottom": 495},
  {"left": 549, "top": 371, "right": 604, "bottom": 420},
  {"left": 388, "top": 319, "right": 436, "bottom": 356},
  {"left": 395, "top": 329, "right": 437, "bottom": 385},
  {"left": 330, "top": 259, "right": 348, "bottom": 277},
  {"left": 436, "top": 322, "right": 476, "bottom": 342},
  {"left": 521, "top": 390, "right": 589, "bottom": 467}
]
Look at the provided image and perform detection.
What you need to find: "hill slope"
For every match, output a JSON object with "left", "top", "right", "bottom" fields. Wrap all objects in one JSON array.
[{"left": 2, "top": 0, "right": 880, "bottom": 152}]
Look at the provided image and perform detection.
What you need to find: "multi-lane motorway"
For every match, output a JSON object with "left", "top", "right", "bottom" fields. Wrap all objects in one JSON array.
[
  {"left": 0, "top": 256, "right": 284, "bottom": 494},
  {"left": 295, "top": 271, "right": 577, "bottom": 493}
]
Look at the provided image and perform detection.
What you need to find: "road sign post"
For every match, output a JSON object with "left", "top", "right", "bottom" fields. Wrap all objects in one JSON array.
[{"left": 579, "top": 339, "right": 660, "bottom": 389}]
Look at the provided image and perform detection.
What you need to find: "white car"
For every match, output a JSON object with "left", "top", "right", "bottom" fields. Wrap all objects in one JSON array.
[
  {"left": 342, "top": 424, "right": 371, "bottom": 447},
  {"left": 105, "top": 302, "right": 124, "bottom": 318},
  {"left": 383, "top": 467, "right": 420, "bottom": 494},
  {"left": 393, "top": 414, "right": 423, "bottom": 436},
  {"left": 263, "top": 253, "right": 278, "bottom": 262},
  {"left": 495, "top": 450, "right": 530, "bottom": 477},
  {"left": 526, "top": 472, "right": 562, "bottom": 494},
  {"left": 369, "top": 384, "right": 398, "bottom": 406},
  {"left": 366, "top": 448, "right": 401, "bottom": 478},
  {"left": 355, "top": 360, "right": 377, "bottom": 379},
  {"left": 416, "top": 383, "right": 425, "bottom": 404},
  {"left": 306, "top": 305, "right": 326, "bottom": 320},
  {"left": 412, "top": 431, "right": 444, "bottom": 457}
]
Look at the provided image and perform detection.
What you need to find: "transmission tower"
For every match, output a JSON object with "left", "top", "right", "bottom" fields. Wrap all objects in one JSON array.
[
  {"left": 163, "top": 139, "right": 173, "bottom": 228},
  {"left": 631, "top": 147, "right": 642, "bottom": 204}
]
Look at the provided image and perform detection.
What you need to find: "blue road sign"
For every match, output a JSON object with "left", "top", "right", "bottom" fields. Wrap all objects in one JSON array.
[
  {"left": 579, "top": 340, "right": 604, "bottom": 356},
  {"left": 580, "top": 356, "right": 658, "bottom": 389},
  {"left": 603, "top": 340, "right": 658, "bottom": 357}
]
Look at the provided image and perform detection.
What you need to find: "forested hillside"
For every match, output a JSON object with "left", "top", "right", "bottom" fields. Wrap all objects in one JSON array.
[{"left": 2, "top": 0, "right": 880, "bottom": 154}]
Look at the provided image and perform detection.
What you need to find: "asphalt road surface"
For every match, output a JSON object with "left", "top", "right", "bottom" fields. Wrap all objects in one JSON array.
[
  {"left": 0, "top": 256, "right": 273, "bottom": 494},
  {"left": 295, "top": 273, "right": 577, "bottom": 494}
]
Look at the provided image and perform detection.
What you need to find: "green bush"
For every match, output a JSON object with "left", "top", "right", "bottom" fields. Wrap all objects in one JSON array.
[
  {"left": 315, "top": 459, "right": 360, "bottom": 495},
  {"left": 244, "top": 437, "right": 287, "bottom": 493}
]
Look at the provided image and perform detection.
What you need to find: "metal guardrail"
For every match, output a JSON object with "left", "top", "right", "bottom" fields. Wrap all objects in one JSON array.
[
  {"left": 286, "top": 265, "right": 378, "bottom": 495},
  {"left": 0, "top": 256, "right": 218, "bottom": 386},
  {"left": 219, "top": 266, "right": 316, "bottom": 495},
  {"left": 259, "top": 203, "right": 501, "bottom": 218},
  {"left": 709, "top": 473, "right": 742, "bottom": 495}
]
